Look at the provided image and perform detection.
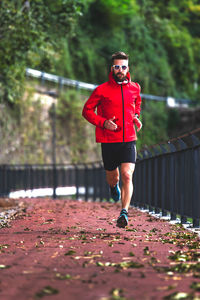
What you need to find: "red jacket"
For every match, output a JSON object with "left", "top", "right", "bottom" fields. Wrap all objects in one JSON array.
[{"left": 82, "top": 72, "right": 142, "bottom": 143}]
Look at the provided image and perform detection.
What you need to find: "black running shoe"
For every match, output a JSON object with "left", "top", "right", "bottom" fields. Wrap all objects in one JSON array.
[
  {"left": 117, "top": 209, "right": 128, "bottom": 228},
  {"left": 110, "top": 183, "right": 121, "bottom": 201}
]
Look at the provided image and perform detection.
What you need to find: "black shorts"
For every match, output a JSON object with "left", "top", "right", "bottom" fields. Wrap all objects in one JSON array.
[{"left": 101, "top": 141, "right": 137, "bottom": 171}]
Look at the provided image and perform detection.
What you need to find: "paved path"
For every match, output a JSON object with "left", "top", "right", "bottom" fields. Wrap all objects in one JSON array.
[{"left": 0, "top": 198, "right": 200, "bottom": 300}]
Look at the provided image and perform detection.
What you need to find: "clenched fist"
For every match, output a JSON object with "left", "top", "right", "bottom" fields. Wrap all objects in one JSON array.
[
  {"left": 104, "top": 117, "right": 118, "bottom": 131},
  {"left": 133, "top": 115, "right": 142, "bottom": 132}
]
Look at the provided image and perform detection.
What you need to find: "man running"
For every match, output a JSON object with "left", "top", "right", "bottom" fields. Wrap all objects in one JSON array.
[{"left": 82, "top": 51, "right": 142, "bottom": 228}]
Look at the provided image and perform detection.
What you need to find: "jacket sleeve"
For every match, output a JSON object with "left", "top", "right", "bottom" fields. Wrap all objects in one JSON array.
[
  {"left": 82, "top": 87, "right": 107, "bottom": 128},
  {"left": 135, "top": 83, "right": 142, "bottom": 117}
]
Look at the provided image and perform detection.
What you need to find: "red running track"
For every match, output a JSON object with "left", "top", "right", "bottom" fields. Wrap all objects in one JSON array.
[{"left": 0, "top": 198, "right": 200, "bottom": 300}]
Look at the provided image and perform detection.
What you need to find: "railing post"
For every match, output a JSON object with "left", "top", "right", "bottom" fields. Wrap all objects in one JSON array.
[
  {"left": 99, "top": 164, "right": 105, "bottom": 201},
  {"left": 41, "top": 71, "right": 45, "bottom": 85},
  {"left": 58, "top": 77, "right": 63, "bottom": 91},
  {"left": 145, "top": 149, "right": 153, "bottom": 210},
  {"left": 51, "top": 102, "right": 57, "bottom": 199},
  {"left": 192, "top": 146, "right": 200, "bottom": 227},
  {"left": 168, "top": 142, "right": 177, "bottom": 221},
  {"left": 140, "top": 160, "right": 146, "bottom": 209},
  {"left": 131, "top": 163, "right": 137, "bottom": 206},
  {"left": 92, "top": 163, "right": 97, "bottom": 202},
  {"left": 177, "top": 139, "right": 188, "bottom": 224},
  {"left": 161, "top": 154, "right": 167, "bottom": 217},
  {"left": 75, "top": 165, "right": 80, "bottom": 200},
  {"left": 0, "top": 165, "right": 8, "bottom": 197},
  {"left": 84, "top": 164, "right": 89, "bottom": 201},
  {"left": 140, "top": 149, "right": 151, "bottom": 209},
  {"left": 158, "top": 145, "right": 166, "bottom": 215}
]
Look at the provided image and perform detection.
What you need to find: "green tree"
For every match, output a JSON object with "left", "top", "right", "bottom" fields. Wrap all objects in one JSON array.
[
  {"left": 56, "top": 90, "right": 91, "bottom": 163},
  {"left": 55, "top": 0, "right": 200, "bottom": 100},
  {"left": 0, "top": 0, "right": 83, "bottom": 103}
]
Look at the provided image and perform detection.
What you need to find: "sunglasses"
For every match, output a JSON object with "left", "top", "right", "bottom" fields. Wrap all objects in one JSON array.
[{"left": 112, "top": 65, "right": 128, "bottom": 71}]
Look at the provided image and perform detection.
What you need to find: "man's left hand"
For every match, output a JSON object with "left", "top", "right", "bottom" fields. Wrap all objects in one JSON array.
[{"left": 133, "top": 116, "right": 142, "bottom": 132}]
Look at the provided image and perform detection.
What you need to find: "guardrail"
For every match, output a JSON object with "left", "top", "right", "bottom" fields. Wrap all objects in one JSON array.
[
  {"left": 0, "top": 162, "right": 109, "bottom": 202},
  {"left": 26, "top": 68, "right": 98, "bottom": 91},
  {"left": 132, "top": 128, "right": 200, "bottom": 227},
  {"left": 26, "top": 68, "right": 192, "bottom": 107},
  {"left": 1, "top": 126, "right": 199, "bottom": 226}
]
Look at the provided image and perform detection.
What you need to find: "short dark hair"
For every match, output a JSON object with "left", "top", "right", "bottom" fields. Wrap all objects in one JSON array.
[{"left": 111, "top": 51, "right": 129, "bottom": 64}]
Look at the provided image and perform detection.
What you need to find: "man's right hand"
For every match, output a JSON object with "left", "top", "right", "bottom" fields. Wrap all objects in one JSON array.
[{"left": 104, "top": 117, "right": 118, "bottom": 131}]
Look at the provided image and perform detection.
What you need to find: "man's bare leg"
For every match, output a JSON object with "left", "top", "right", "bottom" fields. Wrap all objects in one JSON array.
[
  {"left": 120, "top": 162, "right": 135, "bottom": 211},
  {"left": 105, "top": 168, "right": 121, "bottom": 201},
  {"left": 115, "top": 163, "right": 135, "bottom": 227},
  {"left": 105, "top": 168, "right": 119, "bottom": 188}
]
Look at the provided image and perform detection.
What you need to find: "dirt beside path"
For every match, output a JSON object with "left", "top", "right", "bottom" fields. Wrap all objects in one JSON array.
[{"left": 0, "top": 198, "right": 200, "bottom": 300}]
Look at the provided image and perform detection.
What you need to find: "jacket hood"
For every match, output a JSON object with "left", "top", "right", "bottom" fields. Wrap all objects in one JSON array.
[{"left": 108, "top": 71, "right": 131, "bottom": 85}]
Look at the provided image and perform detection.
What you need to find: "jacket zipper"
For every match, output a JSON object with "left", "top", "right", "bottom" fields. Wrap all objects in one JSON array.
[{"left": 121, "top": 85, "right": 125, "bottom": 142}]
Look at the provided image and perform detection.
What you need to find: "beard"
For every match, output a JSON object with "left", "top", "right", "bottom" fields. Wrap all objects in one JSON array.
[{"left": 113, "top": 71, "right": 127, "bottom": 82}]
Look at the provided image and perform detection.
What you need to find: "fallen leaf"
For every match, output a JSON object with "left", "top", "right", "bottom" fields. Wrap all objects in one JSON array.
[
  {"left": 96, "top": 261, "right": 143, "bottom": 269},
  {"left": 55, "top": 273, "right": 72, "bottom": 280},
  {"left": 126, "top": 228, "right": 137, "bottom": 232},
  {"left": 64, "top": 250, "right": 76, "bottom": 256},
  {"left": 23, "top": 270, "right": 34, "bottom": 274},
  {"left": 35, "top": 286, "right": 59, "bottom": 298},
  {"left": 0, "top": 244, "right": 9, "bottom": 249},
  {"left": 144, "top": 246, "right": 150, "bottom": 255},
  {"left": 190, "top": 281, "right": 200, "bottom": 291},
  {"left": 156, "top": 284, "right": 177, "bottom": 291},
  {"left": 110, "top": 288, "right": 124, "bottom": 297},
  {"left": 51, "top": 252, "right": 58, "bottom": 258},
  {"left": 0, "top": 264, "right": 10, "bottom": 269},
  {"left": 163, "top": 291, "right": 193, "bottom": 300}
]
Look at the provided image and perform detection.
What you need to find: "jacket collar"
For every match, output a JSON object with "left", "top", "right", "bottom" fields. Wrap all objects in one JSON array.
[{"left": 108, "top": 71, "right": 131, "bottom": 85}]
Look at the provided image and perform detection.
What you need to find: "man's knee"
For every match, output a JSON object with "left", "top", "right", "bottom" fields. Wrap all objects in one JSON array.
[{"left": 121, "top": 169, "right": 133, "bottom": 184}]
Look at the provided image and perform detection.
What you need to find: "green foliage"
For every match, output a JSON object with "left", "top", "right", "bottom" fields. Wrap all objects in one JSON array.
[
  {"left": 51, "top": 0, "right": 200, "bottom": 154},
  {"left": 52, "top": 0, "right": 200, "bottom": 101},
  {"left": 137, "top": 101, "right": 168, "bottom": 149},
  {"left": 0, "top": 87, "right": 52, "bottom": 164},
  {"left": 1, "top": 0, "right": 200, "bottom": 161},
  {"left": 0, "top": 0, "right": 83, "bottom": 103},
  {"left": 1, "top": 0, "right": 200, "bottom": 102},
  {"left": 56, "top": 90, "right": 90, "bottom": 163},
  {"left": 18, "top": 88, "right": 50, "bottom": 163},
  {"left": 54, "top": 40, "right": 75, "bottom": 78},
  {"left": 86, "top": 0, "right": 138, "bottom": 30},
  {"left": 167, "top": 109, "right": 181, "bottom": 134}
]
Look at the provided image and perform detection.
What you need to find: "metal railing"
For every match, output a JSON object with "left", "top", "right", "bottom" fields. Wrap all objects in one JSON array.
[
  {"left": 0, "top": 162, "right": 109, "bottom": 202},
  {"left": 1, "top": 128, "right": 200, "bottom": 226},
  {"left": 26, "top": 68, "right": 192, "bottom": 107},
  {"left": 132, "top": 128, "right": 200, "bottom": 227},
  {"left": 26, "top": 68, "right": 98, "bottom": 91}
]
